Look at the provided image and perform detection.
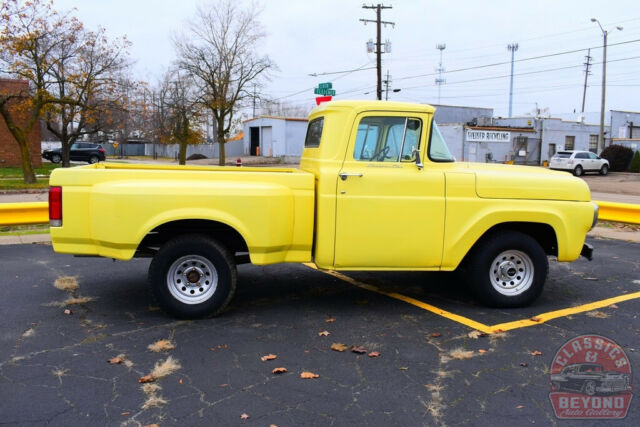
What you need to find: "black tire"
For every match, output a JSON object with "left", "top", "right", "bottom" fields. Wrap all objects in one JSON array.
[
  {"left": 89, "top": 155, "right": 100, "bottom": 164},
  {"left": 573, "top": 165, "right": 583, "bottom": 176},
  {"left": 599, "top": 164, "right": 608, "bottom": 176},
  {"left": 51, "top": 153, "right": 61, "bottom": 164},
  {"left": 148, "top": 235, "right": 236, "bottom": 319},
  {"left": 583, "top": 380, "right": 597, "bottom": 396},
  {"left": 467, "top": 231, "right": 548, "bottom": 307}
]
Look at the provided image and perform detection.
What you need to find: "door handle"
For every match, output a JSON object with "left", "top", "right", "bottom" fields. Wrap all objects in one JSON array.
[{"left": 339, "top": 172, "right": 364, "bottom": 181}]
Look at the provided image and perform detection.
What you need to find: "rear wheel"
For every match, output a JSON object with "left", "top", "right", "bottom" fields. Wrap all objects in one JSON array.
[
  {"left": 51, "top": 153, "right": 61, "bottom": 164},
  {"left": 148, "top": 235, "right": 236, "bottom": 319},
  {"left": 573, "top": 165, "right": 583, "bottom": 176},
  {"left": 467, "top": 231, "right": 548, "bottom": 307},
  {"left": 89, "top": 155, "right": 100, "bottom": 164},
  {"left": 599, "top": 164, "right": 608, "bottom": 175}
]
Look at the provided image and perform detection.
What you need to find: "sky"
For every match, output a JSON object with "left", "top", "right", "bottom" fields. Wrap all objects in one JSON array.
[{"left": 55, "top": 0, "right": 640, "bottom": 121}]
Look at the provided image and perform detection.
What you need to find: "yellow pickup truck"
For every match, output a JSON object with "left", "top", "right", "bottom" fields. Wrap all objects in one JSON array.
[{"left": 48, "top": 101, "right": 598, "bottom": 318}]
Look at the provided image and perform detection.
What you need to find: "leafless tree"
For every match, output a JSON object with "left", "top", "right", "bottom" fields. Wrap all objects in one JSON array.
[{"left": 174, "top": 0, "right": 275, "bottom": 165}]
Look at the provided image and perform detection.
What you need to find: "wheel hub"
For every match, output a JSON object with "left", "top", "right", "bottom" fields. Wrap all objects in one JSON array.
[
  {"left": 166, "top": 255, "right": 218, "bottom": 305},
  {"left": 489, "top": 250, "right": 534, "bottom": 296}
]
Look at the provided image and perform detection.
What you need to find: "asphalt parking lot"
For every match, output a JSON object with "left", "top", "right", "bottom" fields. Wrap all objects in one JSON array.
[{"left": 1, "top": 237, "right": 639, "bottom": 426}]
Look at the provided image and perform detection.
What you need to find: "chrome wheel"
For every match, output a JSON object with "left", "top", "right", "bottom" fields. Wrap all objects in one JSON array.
[
  {"left": 166, "top": 255, "right": 218, "bottom": 305},
  {"left": 489, "top": 250, "right": 534, "bottom": 296}
]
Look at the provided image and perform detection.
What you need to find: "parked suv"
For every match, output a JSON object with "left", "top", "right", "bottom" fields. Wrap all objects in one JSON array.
[
  {"left": 43, "top": 143, "right": 106, "bottom": 164},
  {"left": 549, "top": 150, "right": 609, "bottom": 176}
]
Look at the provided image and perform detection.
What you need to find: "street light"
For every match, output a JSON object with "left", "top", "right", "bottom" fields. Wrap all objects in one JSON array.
[{"left": 591, "top": 18, "right": 623, "bottom": 153}]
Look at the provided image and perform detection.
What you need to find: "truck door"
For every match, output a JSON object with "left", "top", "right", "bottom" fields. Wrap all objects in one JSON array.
[{"left": 334, "top": 113, "right": 445, "bottom": 268}]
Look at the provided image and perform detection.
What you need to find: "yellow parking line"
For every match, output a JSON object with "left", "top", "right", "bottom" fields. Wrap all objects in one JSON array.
[
  {"left": 490, "top": 291, "right": 640, "bottom": 332},
  {"left": 305, "top": 264, "right": 494, "bottom": 334},
  {"left": 304, "top": 263, "right": 640, "bottom": 334}
]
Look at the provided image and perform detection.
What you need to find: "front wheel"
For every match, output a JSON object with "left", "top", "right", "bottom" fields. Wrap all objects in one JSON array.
[
  {"left": 573, "top": 165, "right": 583, "bottom": 176},
  {"left": 599, "top": 164, "right": 608, "bottom": 175},
  {"left": 467, "top": 231, "right": 548, "bottom": 307},
  {"left": 148, "top": 235, "right": 236, "bottom": 319},
  {"left": 51, "top": 153, "right": 61, "bottom": 164}
]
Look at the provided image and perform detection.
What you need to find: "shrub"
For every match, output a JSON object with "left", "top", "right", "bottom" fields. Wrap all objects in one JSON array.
[
  {"left": 630, "top": 151, "right": 640, "bottom": 173},
  {"left": 186, "top": 153, "right": 207, "bottom": 160},
  {"left": 600, "top": 145, "right": 634, "bottom": 171}
]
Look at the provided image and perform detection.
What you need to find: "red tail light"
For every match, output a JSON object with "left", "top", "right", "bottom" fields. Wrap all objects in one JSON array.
[
  {"left": 98, "top": 147, "right": 105, "bottom": 153},
  {"left": 49, "top": 186, "right": 62, "bottom": 226}
]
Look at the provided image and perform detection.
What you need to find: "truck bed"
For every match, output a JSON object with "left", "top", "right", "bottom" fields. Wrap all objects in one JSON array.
[{"left": 49, "top": 163, "right": 315, "bottom": 263}]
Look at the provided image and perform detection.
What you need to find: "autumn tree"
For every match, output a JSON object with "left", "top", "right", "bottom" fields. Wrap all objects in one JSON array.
[
  {"left": 44, "top": 24, "right": 131, "bottom": 167},
  {"left": 175, "top": 0, "right": 274, "bottom": 165},
  {"left": 0, "top": 0, "right": 132, "bottom": 180},
  {"left": 0, "top": 0, "right": 63, "bottom": 183},
  {"left": 153, "top": 70, "right": 205, "bottom": 165}
]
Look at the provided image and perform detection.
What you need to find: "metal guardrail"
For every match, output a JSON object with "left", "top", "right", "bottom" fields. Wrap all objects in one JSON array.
[
  {"left": 595, "top": 200, "right": 640, "bottom": 225},
  {"left": 0, "top": 202, "right": 48, "bottom": 226},
  {"left": 0, "top": 200, "right": 639, "bottom": 227}
]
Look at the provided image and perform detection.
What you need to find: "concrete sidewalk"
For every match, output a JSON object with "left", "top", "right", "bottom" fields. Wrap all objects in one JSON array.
[{"left": 0, "top": 233, "right": 50, "bottom": 245}]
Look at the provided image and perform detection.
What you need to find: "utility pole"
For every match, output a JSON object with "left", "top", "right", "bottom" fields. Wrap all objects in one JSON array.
[
  {"left": 252, "top": 84, "right": 257, "bottom": 117},
  {"left": 361, "top": 4, "right": 394, "bottom": 101},
  {"left": 384, "top": 70, "right": 391, "bottom": 100},
  {"left": 435, "top": 44, "right": 446, "bottom": 104},
  {"left": 592, "top": 18, "right": 623, "bottom": 152},
  {"left": 507, "top": 43, "right": 518, "bottom": 118},
  {"left": 580, "top": 49, "right": 592, "bottom": 114}
]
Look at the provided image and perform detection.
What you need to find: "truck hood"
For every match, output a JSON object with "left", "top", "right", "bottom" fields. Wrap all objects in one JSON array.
[{"left": 451, "top": 162, "right": 591, "bottom": 202}]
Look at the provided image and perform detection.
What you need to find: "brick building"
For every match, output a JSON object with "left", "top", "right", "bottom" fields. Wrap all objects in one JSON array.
[{"left": 0, "top": 79, "right": 42, "bottom": 167}]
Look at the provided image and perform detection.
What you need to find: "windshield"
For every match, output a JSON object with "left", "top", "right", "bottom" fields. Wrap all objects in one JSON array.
[{"left": 429, "top": 121, "right": 454, "bottom": 162}]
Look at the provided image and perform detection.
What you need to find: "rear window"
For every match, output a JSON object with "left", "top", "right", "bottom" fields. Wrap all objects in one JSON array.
[
  {"left": 554, "top": 152, "right": 572, "bottom": 158},
  {"left": 304, "top": 117, "right": 324, "bottom": 148}
]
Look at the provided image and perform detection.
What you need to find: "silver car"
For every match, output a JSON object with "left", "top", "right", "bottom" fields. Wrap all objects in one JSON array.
[{"left": 549, "top": 150, "right": 609, "bottom": 176}]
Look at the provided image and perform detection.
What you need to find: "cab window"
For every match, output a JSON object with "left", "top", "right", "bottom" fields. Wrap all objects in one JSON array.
[
  {"left": 304, "top": 117, "right": 324, "bottom": 148},
  {"left": 428, "top": 121, "right": 455, "bottom": 162},
  {"left": 353, "top": 116, "right": 422, "bottom": 162}
]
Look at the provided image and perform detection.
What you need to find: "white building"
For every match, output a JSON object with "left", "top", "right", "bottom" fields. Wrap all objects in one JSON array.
[{"left": 242, "top": 116, "right": 308, "bottom": 157}]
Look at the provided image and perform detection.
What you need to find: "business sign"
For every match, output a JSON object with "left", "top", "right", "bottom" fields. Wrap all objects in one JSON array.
[{"left": 466, "top": 130, "right": 511, "bottom": 142}]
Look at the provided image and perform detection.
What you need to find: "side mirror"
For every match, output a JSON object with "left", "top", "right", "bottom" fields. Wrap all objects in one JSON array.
[{"left": 412, "top": 147, "right": 423, "bottom": 170}]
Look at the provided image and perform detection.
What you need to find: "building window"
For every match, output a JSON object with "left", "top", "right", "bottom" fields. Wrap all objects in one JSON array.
[
  {"left": 589, "top": 134, "right": 598, "bottom": 153},
  {"left": 565, "top": 135, "right": 575, "bottom": 151}
]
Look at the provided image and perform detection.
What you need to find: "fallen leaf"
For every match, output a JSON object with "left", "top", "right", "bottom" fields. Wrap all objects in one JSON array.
[
  {"left": 520, "top": 362, "right": 528, "bottom": 367},
  {"left": 530, "top": 316, "right": 542, "bottom": 322},
  {"left": 261, "top": 354, "right": 277, "bottom": 361},
  {"left": 351, "top": 345, "right": 367, "bottom": 354},
  {"left": 468, "top": 330, "right": 482, "bottom": 339},
  {"left": 240, "top": 413, "right": 249, "bottom": 420},
  {"left": 143, "top": 424, "right": 159, "bottom": 427},
  {"left": 179, "top": 378, "right": 183, "bottom": 384},
  {"left": 300, "top": 371, "right": 319, "bottom": 379},
  {"left": 63, "top": 309, "right": 72, "bottom": 315},
  {"left": 399, "top": 366, "right": 409, "bottom": 370},
  {"left": 138, "top": 374, "right": 154, "bottom": 383},
  {"left": 583, "top": 277, "right": 598, "bottom": 281},
  {"left": 531, "top": 350, "right": 543, "bottom": 356},
  {"left": 478, "top": 349, "right": 487, "bottom": 354},
  {"left": 120, "top": 411, "right": 130, "bottom": 416},
  {"left": 318, "top": 330, "right": 330, "bottom": 336},
  {"left": 430, "top": 332, "right": 441, "bottom": 338},
  {"left": 272, "top": 367, "right": 287, "bottom": 374},
  {"left": 108, "top": 357, "right": 123, "bottom": 365},
  {"left": 148, "top": 339, "right": 176, "bottom": 352},
  {"left": 516, "top": 405, "right": 524, "bottom": 409},
  {"left": 220, "top": 383, "right": 229, "bottom": 387},
  {"left": 270, "top": 425, "right": 278, "bottom": 427},
  {"left": 209, "top": 348, "right": 216, "bottom": 352},
  {"left": 325, "top": 317, "right": 336, "bottom": 323},
  {"left": 609, "top": 304, "right": 619, "bottom": 309},
  {"left": 368, "top": 351, "right": 380, "bottom": 357},
  {"left": 331, "top": 343, "right": 348, "bottom": 352}
]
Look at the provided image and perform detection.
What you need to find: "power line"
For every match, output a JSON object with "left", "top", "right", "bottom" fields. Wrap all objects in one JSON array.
[{"left": 394, "top": 38, "right": 640, "bottom": 82}]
